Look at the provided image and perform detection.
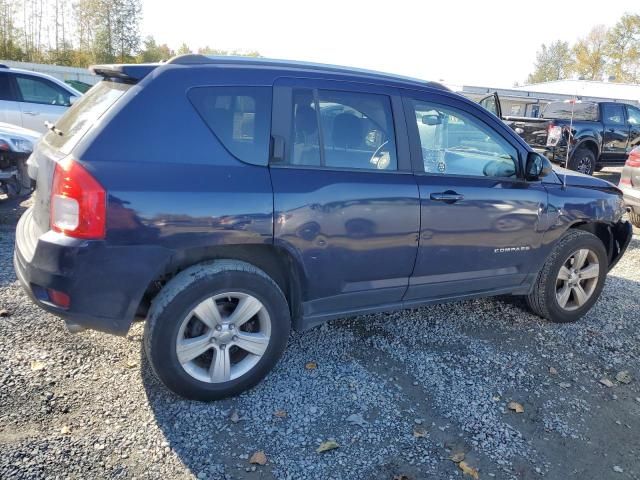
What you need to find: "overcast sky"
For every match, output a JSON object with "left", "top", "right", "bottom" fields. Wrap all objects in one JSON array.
[{"left": 141, "top": 0, "right": 639, "bottom": 88}]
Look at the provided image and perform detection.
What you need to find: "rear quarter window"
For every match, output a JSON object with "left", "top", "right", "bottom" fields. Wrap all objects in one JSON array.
[
  {"left": 46, "top": 81, "right": 131, "bottom": 155},
  {"left": 188, "top": 86, "right": 272, "bottom": 166}
]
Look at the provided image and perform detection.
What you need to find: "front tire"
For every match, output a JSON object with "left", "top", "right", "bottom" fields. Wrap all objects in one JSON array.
[
  {"left": 526, "top": 230, "right": 607, "bottom": 323},
  {"left": 144, "top": 260, "right": 291, "bottom": 401}
]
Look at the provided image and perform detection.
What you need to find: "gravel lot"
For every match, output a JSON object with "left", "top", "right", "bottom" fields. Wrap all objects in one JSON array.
[{"left": 1, "top": 169, "right": 639, "bottom": 480}]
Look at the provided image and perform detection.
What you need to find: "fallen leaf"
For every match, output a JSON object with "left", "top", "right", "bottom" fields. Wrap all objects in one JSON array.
[
  {"left": 0, "top": 309, "right": 10, "bottom": 317},
  {"left": 273, "top": 409, "right": 287, "bottom": 418},
  {"left": 249, "top": 450, "right": 267, "bottom": 465},
  {"left": 229, "top": 410, "right": 241, "bottom": 423},
  {"left": 549, "top": 367, "right": 558, "bottom": 375},
  {"left": 600, "top": 378, "right": 615, "bottom": 388},
  {"left": 450, "top": 451, "right": 465, "bottom": 463},
  {"left": 508, "top": 401, "right": 524, "bottom": 413},
  {"left": 305, "top": 362, "right": 317, "bottom": 370},
  {"left": 60, "top": 425, "right": 71, "bottom": 435},
  {"left": 559, "top": 382, "right": 572, "bottom": 388},
  {"left": 30, "top": 360, "right": 45, "bottom": 371},
  {"left": 615, "top": 371, "right": 632, "bottom": 384},
  {"left": 413, "top": 426, "right": 427, "bottom": 438},
  {"left": 613, "top": 465, "right": 624, "bottom": 473},
  {"left": 458, "top": 461, "right": 479, "bottom": 479},
  {"left": 316, "top": 440, "right": 339, "bottom": 453}
]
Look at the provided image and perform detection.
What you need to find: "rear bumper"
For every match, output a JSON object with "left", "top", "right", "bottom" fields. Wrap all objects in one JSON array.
[
  {"left": 14, "top": 207, "right": 171, "bottom": 335},
  {"left": 619, "top": 185, "right": 640, "bottom": 213}
]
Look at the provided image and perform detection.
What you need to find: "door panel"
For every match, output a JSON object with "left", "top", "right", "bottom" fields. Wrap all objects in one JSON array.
[
  {"left": 0, "top": 72, "right": 22, "bottom": 126},
  {"left": 601, "top": 103, "right": 630, "bottom": 160},
  {"left": 15, "top": 74, "right": 71, "bottom": 133},
  {"left": 403, "top": 94, "right": 547, "bottom": 300},
  {"left": 270, "top": 78, "right": 419, "bottom": 317}
]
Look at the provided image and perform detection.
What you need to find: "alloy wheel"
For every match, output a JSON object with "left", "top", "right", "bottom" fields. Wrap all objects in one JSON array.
[
  {"left": 555, "top": 248, "right": 600, "bottom": 311},
  {"left": 175, "top": 292, "right": 271, "bottom": 383}
]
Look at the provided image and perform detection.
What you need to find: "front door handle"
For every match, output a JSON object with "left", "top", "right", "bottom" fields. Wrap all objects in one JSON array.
[
  {"left": 23, "top": 111, "right": 39, "bottom": 116},
  {"left": 430, "top": 191, "right": 464, "bottom": 204}
]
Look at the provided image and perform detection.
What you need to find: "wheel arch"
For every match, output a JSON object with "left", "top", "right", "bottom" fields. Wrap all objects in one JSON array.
[
  {"left": 567, "top": 220, "right": 629, "bottom": 270},
  {"left": 137, "top": 244, "right": 306, "bottom": 328},
  {"left": 572, "top": 138, "right": 599, "bottom": 159}
]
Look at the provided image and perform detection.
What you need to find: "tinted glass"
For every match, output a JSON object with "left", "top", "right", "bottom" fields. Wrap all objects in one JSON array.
[
  {"left": 46, "top": 81, "right": 130, "bottom": 154},
  {"left": 318, "top": 90, "right": 397, "bottom": 170},
  {"left": 410, "top": 100, "right": 518, "bottom": 178},
  {"left": 542, "top": 102, "right": 598, "bottom": 121},
  {"left": 188, "top": 86, "right": 272, "bottom": 165},
  {"left": 628, "top": 106, "right": 640, "bottom": 125},
  {"left": 16, "top": 75, "right": 71, "bottom": 106},
  {"left": 602, "top": 104, "right": 625, "bottom": 125},
  {"left": 0, "top": 73, "right": 15, "bottom": 101},
  {"left": 291, "top": 88, "right": 321, "bottom": 165}
]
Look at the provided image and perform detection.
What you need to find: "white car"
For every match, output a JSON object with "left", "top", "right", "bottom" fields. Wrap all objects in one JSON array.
[{"left": 0, "top": 64, "right": 82, "bottom": 134}]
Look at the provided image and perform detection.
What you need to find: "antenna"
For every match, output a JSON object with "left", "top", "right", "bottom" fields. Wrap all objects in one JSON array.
[{"left": 562, "top": 96, "right": 577, "bottom": 189}]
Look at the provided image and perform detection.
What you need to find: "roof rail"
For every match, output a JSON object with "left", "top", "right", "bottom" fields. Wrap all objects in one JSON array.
[
  {"left": 0, "top": 64, "right": 9, "bottom": 69},
  {"left": 166, "top": 54, "right": 450, "bottom": 91}
]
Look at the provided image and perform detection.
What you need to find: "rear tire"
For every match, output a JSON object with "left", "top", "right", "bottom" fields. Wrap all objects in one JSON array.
[
  {"left": 144, "top": 260, "right": 291, "bottom": 401},
  {"left": 568, "top": 148, "right": 596, "bottom": 175},
  {"left": 630, "top": 211, "right": 640, "bottom": 228},
  {"left": 526, "top": 230, "right": 607, "bottom": 323}
]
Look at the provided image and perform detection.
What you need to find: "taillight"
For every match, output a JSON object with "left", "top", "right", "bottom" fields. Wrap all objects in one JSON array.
[
  {"left": 626, "top": 148, "right": 640, "bottom": 168},
  {"left": 50, "top": 158, "right": 106, "bottom": 239},
  {"left": 546, "top": 124, "right": 563, "bottom": 146}
]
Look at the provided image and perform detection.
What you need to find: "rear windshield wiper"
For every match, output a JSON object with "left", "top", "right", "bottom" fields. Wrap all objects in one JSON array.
[{"left": 44, "top": 121, "right": 64, "bottom": 136}]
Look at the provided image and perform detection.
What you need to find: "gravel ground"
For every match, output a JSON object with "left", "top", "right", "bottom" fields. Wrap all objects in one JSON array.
[{"left": 1, "top": 171, "right": 639, "bottom": 480}]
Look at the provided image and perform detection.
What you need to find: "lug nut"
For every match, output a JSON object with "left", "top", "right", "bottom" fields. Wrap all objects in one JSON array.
[{"left": 215, "top": 325, "right": 221, "bottom": 331}]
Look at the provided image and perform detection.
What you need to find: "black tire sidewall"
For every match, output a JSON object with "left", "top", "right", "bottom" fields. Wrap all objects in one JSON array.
[
  {"left": 543, "top": 234, "right": 608, "bottom": 323},
  {"left": 147, "top": 270, "right": 290, "bottom": 401},
  {"left": 569, "top": 148, "right": 596, "bottom": 175}
]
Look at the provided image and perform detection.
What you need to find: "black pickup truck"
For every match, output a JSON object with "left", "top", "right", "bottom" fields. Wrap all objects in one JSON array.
[{"left": 479, "top": 93, "right": 640, "bottom": 175}]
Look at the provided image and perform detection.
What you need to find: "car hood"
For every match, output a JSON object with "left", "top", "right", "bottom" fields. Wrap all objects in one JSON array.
[
  {"left": 0, "top": 122, "right": 41, "bottom": 143},
  {"left": 551, "top": 165, "right": 618, "bottom": 191}
]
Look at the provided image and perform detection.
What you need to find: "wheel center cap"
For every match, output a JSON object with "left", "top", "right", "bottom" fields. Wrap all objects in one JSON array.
[{"left": 213, "top": 325, "right": 234, "bottom": 343}]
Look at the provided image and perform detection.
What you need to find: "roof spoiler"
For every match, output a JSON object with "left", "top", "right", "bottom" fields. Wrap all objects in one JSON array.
[{"left": 89, "top": 63, "right": 159, "bottom": 83}]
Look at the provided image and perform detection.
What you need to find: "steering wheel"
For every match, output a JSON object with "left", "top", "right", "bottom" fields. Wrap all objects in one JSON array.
[{"left": 369, "top": 141, "right": 390, "bottom": 169}]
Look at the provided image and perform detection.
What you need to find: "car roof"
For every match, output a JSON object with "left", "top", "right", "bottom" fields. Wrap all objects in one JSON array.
[
  {"left": 0, "top": 65, "right": 82, "bottom": 96},
  {"left": 167, "top": 55, "right": 450, "bottom": 92}
]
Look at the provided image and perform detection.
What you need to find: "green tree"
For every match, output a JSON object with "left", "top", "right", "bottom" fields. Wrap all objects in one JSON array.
[
  {"left": 605, "top": 13, "right": 640, "bottom": 82},
  {"left": 137, "top": 35, "right": 174, "bottom": 62},
  {"left": 176, "top": 42, "right": 191, "bottom": 55},
  {"left": 573, "top": 25, "right": 608, "bottom": 80},
  {"left": 0, "top": 0, "right": 24, "bottom": 60},
  {"left": 527, "top": 40, "right": 574, "bottom": 84}
]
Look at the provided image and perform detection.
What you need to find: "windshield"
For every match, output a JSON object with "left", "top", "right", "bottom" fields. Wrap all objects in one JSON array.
[
  {"left": 45, "top": 81, "right": 131, "bottom": 155},
  {"left": 542, "top": 102, "right": 599, "bottom": 121}
]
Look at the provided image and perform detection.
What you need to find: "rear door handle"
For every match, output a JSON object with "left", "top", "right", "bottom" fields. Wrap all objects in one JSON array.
[
  {"left": 430, "top": 191, "right": 464, "bottom": 204},
  {"left": 23, "top": 111, "right": 38, "bottom": 116}
]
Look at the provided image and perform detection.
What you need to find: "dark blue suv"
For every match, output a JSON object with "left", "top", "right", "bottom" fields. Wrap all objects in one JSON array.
[{"left": 14, "top": 56, "right": 632, "bottom": 400}]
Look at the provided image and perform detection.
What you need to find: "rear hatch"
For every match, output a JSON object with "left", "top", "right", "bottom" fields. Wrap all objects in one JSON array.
[{"left": 29, "top": 80, "right": 134, "bottom": 241}]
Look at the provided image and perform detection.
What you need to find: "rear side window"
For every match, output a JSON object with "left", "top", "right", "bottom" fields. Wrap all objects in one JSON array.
[
  {"left": 188, "top": 86, "right": 272, "bottom": 165},
  {"left": 542, "top": 102, "right": 598, "bottom": 121},
  {"left": 602, "top": 104, "right": 625, "bottom": 125},
  {"left": 16, "top": 75, "right": 71, "bottom": 106},
  {"left": 0, "top": 73, "right": 16, "bottom": 101},
  {"left": 46, "top": 81, "right": 131, "bottom": 155}
]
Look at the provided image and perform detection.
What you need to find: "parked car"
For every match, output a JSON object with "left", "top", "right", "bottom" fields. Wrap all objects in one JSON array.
[
  {"left": 65, "top": 79, "right": 94, "bottom": 94},
  {"left": 479, "top": 93, "right": 640, "bottom": 175},
  {"left": 14, "top": 56, "right": 632, "bottom": 400},
  {"left": 619, "top": 146, "right": 640, "bottom": 227},
  {"left": 0, "top": 64, "right": 82, "bottom": 134},
  {"left": 0, "top": 122, "right": 39, "bottom": 197}
]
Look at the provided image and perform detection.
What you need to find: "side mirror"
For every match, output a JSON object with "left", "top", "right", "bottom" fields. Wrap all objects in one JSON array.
[
  {"left": 69, "top": 95, "right": 79, "bottom": 106},
  {"left": 422, "top": 114, "right": 442, "bottom": 126},
  {"left": 525, "top": 152, "right": 553, "bottom": 180}
]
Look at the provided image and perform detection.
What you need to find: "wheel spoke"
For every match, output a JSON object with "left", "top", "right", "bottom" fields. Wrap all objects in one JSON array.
[
  {"left": 557, "top": 284, "right": 571, "bottom": 308},
  {"left": 192, "top": 298, "right": 222, "bottom": 329},
  {"left": 228, "top": 296, "right": 263, "bottom": 327},
  {"left": 557, "top": 266, "right": 571, "bottom": 281},
  {"left": 573, "top": 249, "right": 589, "bottom": 269},
  {"left": 578, "top": 263, "right": 599, "bottom": 279},
  {"left": 233, "top": 331, "right": 269, "bottom": 356},
  {"left": 176, "top": 334, "right": 212, "bottom": 364},
  {"left": 572, "top": 284, "right": 588, "bottom": 307},
  {"left": 210, "top": 347, "right": 231, "bottom": 382}
]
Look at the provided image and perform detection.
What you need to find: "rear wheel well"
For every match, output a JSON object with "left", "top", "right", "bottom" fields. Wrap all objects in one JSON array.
[
  {"left": 573, "top": 140, "right": 599, "bottom": 160},
  {"left": 137, "top": 245, "right": 304, "bottom": 326}
]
